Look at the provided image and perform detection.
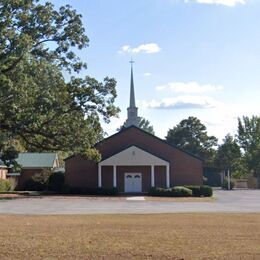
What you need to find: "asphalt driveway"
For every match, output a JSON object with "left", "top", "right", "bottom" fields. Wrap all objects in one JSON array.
[{"left": 0, "top": 190, "right": 260, "bottom": 215}]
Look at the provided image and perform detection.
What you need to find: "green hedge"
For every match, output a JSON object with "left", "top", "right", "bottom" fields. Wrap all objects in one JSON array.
[
  {"left": 185, "top": 185, "right": 213, "bottom": 197},
  {"left": 150, "top": 185, "right": 213, "bottom": 197},
  {"left": 184, "top": 186, "right": 201, "bottom": 197},
  {"left": 150, "top": 186, "right": 192, "bottom": 197},
  {"left": 199, "top": 185, "right": 213, "bottom": 197},
  {"left": 0, "top": 179, "right": 13, "bottom": 192}
]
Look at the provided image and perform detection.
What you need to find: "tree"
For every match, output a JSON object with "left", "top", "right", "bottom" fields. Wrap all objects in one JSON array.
[
  {"left": 237, "top": 116, "right": 260, "bottom": 181},
  {"left": 215, "top": 134, "right": 246, "bottom": 177},
  {"left": 166, "top": 117, "right": 217, "bottom": 163},
  {"left": 0, "top": 0, "right": 119, "bottom": 164},
  {"left": 118, "top": 117, "right": 155, "bottom": 135}
]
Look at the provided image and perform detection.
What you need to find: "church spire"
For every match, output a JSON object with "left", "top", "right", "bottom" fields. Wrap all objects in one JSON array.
[
  {"left": 125, "top": 59, "right": 139, "bottom": 128},
  {"left": 129, "top": 59, "right": 136, "bottom": 108}
]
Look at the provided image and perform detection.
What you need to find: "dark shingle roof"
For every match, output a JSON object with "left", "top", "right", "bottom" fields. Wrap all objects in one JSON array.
[{"left": 16, "top": 153, "right": 58, "bottom": 168}]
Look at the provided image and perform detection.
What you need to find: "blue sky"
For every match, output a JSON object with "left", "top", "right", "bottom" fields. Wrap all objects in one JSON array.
[{"left": 51, "top": 0, "right": 260, "bottom": 142}]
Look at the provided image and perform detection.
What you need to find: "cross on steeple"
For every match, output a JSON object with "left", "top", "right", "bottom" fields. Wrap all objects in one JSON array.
[{"left": 129, "top": 58, "right": 135, "bottom": 65}]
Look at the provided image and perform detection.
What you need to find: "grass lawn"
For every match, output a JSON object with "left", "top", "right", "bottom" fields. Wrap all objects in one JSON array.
[
  {"left": 1, "top": 214, "right": 260, "bottom": 259},
  {"left": 0, "top": 193, "right": 215, "bottom": 202}
]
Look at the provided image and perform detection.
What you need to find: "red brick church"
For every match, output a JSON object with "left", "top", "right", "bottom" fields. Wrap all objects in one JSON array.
[{"left": 65, "top": 64, "right": 203, "bottom": 193}]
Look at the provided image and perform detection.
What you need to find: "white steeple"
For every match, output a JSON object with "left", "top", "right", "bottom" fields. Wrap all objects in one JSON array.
[{"left": 125, "top": 59, "right": 139, "bottom": 127}]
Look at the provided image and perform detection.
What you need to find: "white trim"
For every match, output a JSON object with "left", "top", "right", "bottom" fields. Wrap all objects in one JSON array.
[
  {"left": 113, "top": 165, "right": 117, "bottom": 188},
  {"left": 100, "top": 146, "right": 169, "bottom": 166},
  {"left": 98, "top": 164, "right": 102, "bottom": 188},
  {"left": 166, "top": 164, "right": 170, "bottom": 188},
  {"left": 151, "top": 165, "right": 155, "bottom": 187}
]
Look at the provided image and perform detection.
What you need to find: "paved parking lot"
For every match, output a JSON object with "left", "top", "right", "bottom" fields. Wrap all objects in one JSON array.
[{"left": 0, "top": 190, "right": 260, "bottom": 215}]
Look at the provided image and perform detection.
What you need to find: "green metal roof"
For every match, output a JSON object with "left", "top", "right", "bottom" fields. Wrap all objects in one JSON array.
[{"left": 16, "top": 153, "right": 58, "bottom": 168}]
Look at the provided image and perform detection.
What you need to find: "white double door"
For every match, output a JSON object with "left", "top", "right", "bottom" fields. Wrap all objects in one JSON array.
[{"left": 124, "top": 173, "right": 142, "bottom": 193}]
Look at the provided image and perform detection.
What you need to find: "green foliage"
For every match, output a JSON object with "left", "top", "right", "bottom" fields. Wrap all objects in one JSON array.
[
  {"left": 184, "top": 185, "right": 201, "bottom": 197},
  {"left": 222, "top": 178, "right": 235, "bottom": 190},
  {"left": 0, "top": 0, "right": 119, "bottom": 163},
  {"left": 0, "top": 0, "right": 88, "bottom": 74},
  {"left": 231, "top": 159, "right": 250, "bottom": 179},
  {"left": 119, "top": 117, "right": 155, "bottom": 135},
  {"left": 215, "top": 134, "right": 241, "bottom": 170},
  {"left": 149, "top": 186, "right": 192, "bottom": 197},
  {"left": 166, "top": 117, "right": 217, "bottom": 164},
  {"left": 23, "top": 169, "right": 51, "bottom": 191},
  {"left": 237, "top": 116, "right": 260, "bottom": 178},
  {"left": 137, "top": 117, "right": 155, "bottom": 135},
  {"left": 185, "top": 185, "right": 213, "bottom": 197},
  {"left": 0, "top": 179, "right": 13, "bottom": 192},
  {"left": 199, "top": 185, "right": 213, "bottom": 197},
  {"left": 48, "top": 171, "right": 65, "bottom": 192}
]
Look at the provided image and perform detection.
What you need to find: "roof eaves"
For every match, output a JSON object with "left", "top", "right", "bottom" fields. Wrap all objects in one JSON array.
[{"left": 64, "top": 125, "right": 204, "bottom": 162}]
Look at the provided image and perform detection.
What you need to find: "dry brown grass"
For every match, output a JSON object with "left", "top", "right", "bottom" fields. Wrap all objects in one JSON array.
[
  {"left": 0, "top": 194, "right": 215, "bottom": 202},
  {"left": 0, "top": 214, "right": 260, "bottom": 259}
]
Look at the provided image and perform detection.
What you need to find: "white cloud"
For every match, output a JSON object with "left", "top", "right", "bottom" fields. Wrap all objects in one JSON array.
[
  {"left": 144, "top": 72, "right": 152, "bottom": 77},
  {"left": 138, "top": 95, "right": 223, "bottom": 110},
  {"left": 185, "top": 0, "right": 246, "bottom": 7},
  {"left": 118, "top": 43, "right": 161, "bottom": 54},
  {"left": 156, "top": 81, "right": 223, "bottom": 93}
]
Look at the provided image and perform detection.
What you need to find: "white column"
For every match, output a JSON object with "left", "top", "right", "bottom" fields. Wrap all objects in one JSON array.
[
  {"left": 113, "top": 165, "right": 117, "bottom": 188},
  {"left": 227, "top": 169, "right": 231, "bottom": 190},
  {"left": 151, "top": 165, "right": 155, "bottom": 187},
  {"left": 166, "top": 164, "right": 170, "bottom": 188},
  {"left": 98, "top": 164, "right": 102, "bottom": 188}
]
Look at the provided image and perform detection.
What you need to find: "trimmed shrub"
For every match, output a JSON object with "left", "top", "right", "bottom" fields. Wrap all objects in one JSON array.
[
  {"left": 222, "top": 178, "right": 235, "bottom": 190},
  {"left": 199, "top": 185, "right": 213, "bottom": 197},
  {"left": 149, "top": 187, "right": 171, "bottom": 197},
  {"left": 185, "top": 185, "right": 213, "bottom": 197},
  {"left": 171, "top": 186, "right": 192, "bottom": 197},
  {"left": 150, "top": 186, "right": 192, "bottom": 197},
  {"left": 69, "top": 187, "right": 119, "bottom": 196},
  {"left": 0, "top": 179, "right": 13, "bottom": 192},
  {"left": 184, "top": 185, "right": 201, "bottom": 197},
  {"left": 48, "top": 171, "right": 65, "bottom": 192}
]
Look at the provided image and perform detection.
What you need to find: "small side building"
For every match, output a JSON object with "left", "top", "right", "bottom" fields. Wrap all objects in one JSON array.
[{"left": 16, "top": 153, "right": 59, "bottom": 189}]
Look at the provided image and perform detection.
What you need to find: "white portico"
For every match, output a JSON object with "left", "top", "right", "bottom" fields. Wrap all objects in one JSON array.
[{"left": 98, "top": 145, "right": 170, "bottom": 192}]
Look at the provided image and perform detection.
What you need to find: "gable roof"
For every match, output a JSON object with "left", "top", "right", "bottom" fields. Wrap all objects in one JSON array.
[
  {"left": 65, "top": 125, "right": 203, "bottom": 161},
  {"left": 16, "top": 153, "right": 58, "bottom": 168},
  {"left": 96, "top": 125, "right": 203, "bottom": 161}
]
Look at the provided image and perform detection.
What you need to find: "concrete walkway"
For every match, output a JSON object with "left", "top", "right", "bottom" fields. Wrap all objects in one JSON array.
[{"left": 0, "top": 190, "right": 260, "bottom": 215}]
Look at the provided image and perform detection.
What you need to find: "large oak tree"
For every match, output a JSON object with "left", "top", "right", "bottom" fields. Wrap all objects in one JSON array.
[{"left": 0, "top": 0, "right": 119, "bottom": 165}]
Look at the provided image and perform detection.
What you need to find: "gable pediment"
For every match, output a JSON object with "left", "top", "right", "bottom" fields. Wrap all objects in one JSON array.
[{"left": 100, "top": 145, "right": 169, "bottom": 166}]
